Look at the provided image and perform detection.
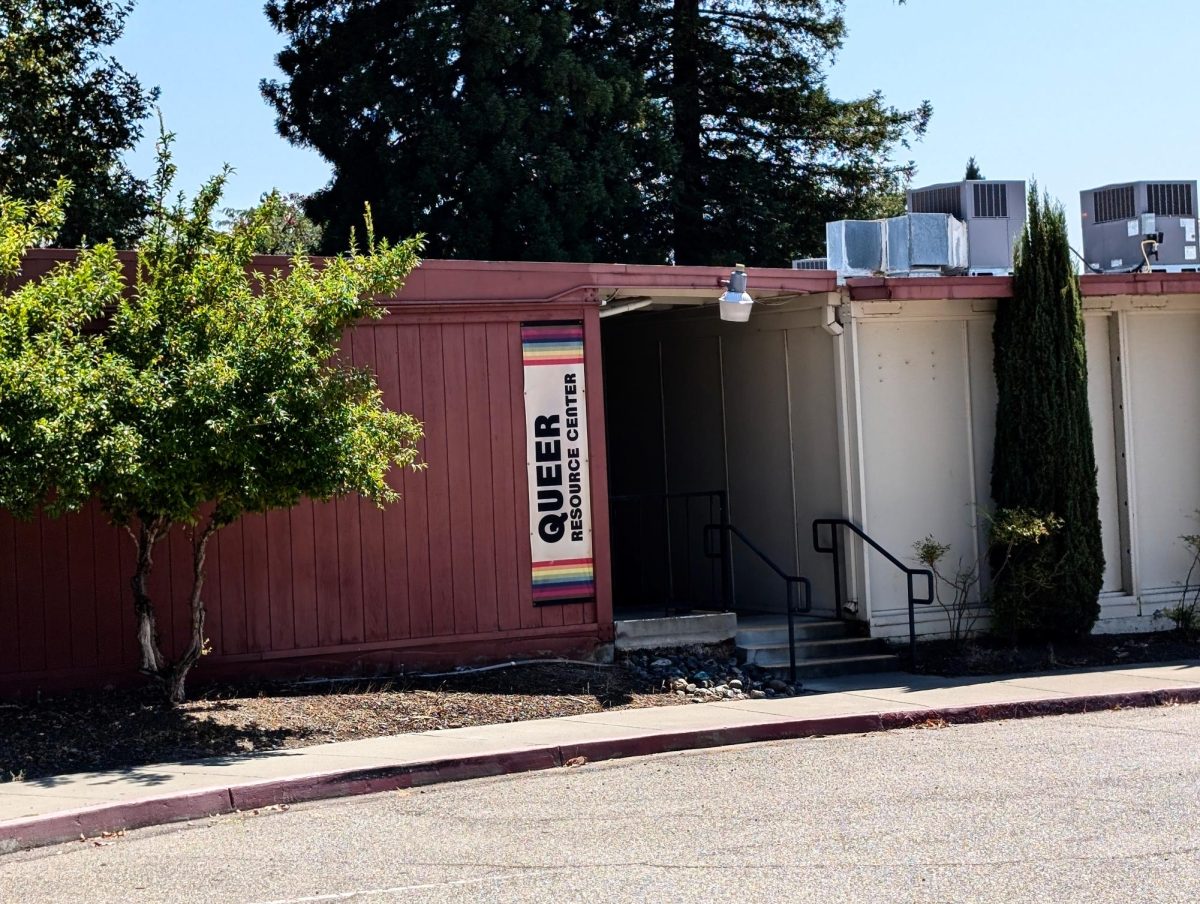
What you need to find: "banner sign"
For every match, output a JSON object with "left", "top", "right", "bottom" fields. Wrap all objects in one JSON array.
[{"left": 522, "top": 322, "right": 594, "bottom": 605}]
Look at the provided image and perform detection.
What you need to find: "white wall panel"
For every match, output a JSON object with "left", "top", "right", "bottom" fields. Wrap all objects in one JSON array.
[
  {"left": 966, "top": 319, "right": 997, "bottom": 594},
  {"left": 1084, "top": 315, "right": 1124, "bottom": 594},
  {"left": 722, "top": 329, "right": 797, "bottom": 610},
  {"left": 1127, "top": 312, "right": 1200, "bottom": 594},
  {"left": 857, "top": 320, "right": 978, "bottom": 622},
  {"left": 786, "top": 327, "right": 844, "bottom": 615}
]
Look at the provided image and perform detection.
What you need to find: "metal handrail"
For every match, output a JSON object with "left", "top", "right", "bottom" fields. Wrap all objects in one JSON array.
[
  {"left": 705, "top": 523, "right": 812, "bottom": 683},
  {"left": 812, "top": 518, "right": 934, "bottom": 661}
]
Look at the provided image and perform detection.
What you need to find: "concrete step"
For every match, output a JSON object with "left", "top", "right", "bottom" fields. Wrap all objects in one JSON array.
[
  {"left": 738, "top": 636, "right": 887, "bottom": 667},
  {"left": 615, "top": 611, "right": 737, "bottom": 650},
  {"left": 765, "top": 653, "right": 901, "bottom": 680},
  {"left": 734, "top": 618, "right": 848, "bottom": 646}
]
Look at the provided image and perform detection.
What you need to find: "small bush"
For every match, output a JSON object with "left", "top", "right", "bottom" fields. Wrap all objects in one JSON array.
[
  {"left": 914, "top": 508, "right": 1061, "bottom": 645},
  {"left": 1163, "top": 531, "right": 1200, "bottom": 641}
]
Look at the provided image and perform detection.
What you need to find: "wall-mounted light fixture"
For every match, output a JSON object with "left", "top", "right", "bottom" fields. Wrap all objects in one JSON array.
[{"left": 718, "top": 264, "right": 753, "bottom": 322}]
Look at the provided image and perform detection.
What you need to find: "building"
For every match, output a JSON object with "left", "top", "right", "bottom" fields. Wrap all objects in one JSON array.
[{"left": 2, "top": 252, "right": 1197, "bottom": 694}]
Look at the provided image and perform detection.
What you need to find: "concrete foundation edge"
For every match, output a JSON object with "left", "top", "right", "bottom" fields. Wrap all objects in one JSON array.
[{"left": 4, "top": 684, "right": 1199, "bottom": 855}]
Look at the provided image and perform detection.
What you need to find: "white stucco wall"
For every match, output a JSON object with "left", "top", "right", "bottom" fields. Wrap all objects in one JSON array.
[
  {"left": 1124, "top": 311, "right": 1200, "bottom": 603},
  {"left": 842, "top": 295, "right": 1198, "bottom": 640},
  {"left": 604, "top": 287, "right": 1200, "bottom": 638},
  {"left": 849, "top": 314, "right": 995, "bottom": 637}
]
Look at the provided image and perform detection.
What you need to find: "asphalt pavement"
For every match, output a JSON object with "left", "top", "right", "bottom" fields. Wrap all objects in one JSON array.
[{"left": 3, "top": 704, "right": 1199, "bottom": 903}]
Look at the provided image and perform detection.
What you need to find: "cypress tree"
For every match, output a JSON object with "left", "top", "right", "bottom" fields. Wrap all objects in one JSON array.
[{"left": 990, "top": 184, "right": 1104, "bottom": 639}]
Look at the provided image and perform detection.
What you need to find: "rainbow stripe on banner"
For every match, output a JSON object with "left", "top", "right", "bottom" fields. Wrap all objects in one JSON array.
[
  {"left": 521, "top": 324, "right": 584, "bottom": 366},
  {"left": 531, "top": 557, "right": 595, "bottom": 602}
]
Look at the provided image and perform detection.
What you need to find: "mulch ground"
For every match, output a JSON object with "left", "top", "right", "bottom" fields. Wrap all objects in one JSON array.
[
  {"left": 0, "top": 662, "right": 680, "bottom": 782},
  {"left": 911, "top": 630, "right": 1200, "bottom": 676},
  {"left": 7, "top": 633, "right": 1199, "bottom": 783}
]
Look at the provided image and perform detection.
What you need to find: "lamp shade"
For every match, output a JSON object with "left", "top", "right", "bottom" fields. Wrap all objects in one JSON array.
[
  {"left": 718, "top": 265, "right": 752, "bottom": 321},
  {"left": 719, "top": 291, "right": 753, "bottom": 322}
]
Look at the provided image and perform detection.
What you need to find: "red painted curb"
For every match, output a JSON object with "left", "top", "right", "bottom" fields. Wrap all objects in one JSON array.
[
  {"left": 0, "top": 787, "right": 233, "bottom": 854},
  {"left": 3, "top": 685, "right": 1198, "bottom": 854},
  {"left": 229, "top": 747, "right": 562, "bottom": 811}
]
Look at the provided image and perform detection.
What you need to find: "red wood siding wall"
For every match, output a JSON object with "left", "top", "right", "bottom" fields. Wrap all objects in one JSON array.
[{"left": 0, "top": 298, "right": 612, "bottom": 695}]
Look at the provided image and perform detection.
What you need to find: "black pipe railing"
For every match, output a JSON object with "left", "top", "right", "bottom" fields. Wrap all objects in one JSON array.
[
  {"left": 705, "top": 523, "right": 812, "bottom": 683},
  {"left": 812, "top": 518, "right": 934, "bottom": 661}
]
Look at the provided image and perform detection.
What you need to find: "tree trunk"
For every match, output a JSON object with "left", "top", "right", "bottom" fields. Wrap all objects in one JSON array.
[
  {"left": 164, "top": 521, "right": 219, "bottom": 704},
  {"left": 671, "top": 0, "right": 704, "bottom": 265},
  {"left": 130, "top": 518, "right": 167, "bottom": 677}
]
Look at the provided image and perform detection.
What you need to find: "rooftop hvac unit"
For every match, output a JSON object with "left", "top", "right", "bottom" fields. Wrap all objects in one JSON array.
[
  {"left": 906, "top": 179, "right": 1026, "bottom": 274},
  {"left": 1079, "top": 181, "right": 1199, "bottom": 273},
  {"left": 884, "top": 213, "right": 967, "bottom": 275},
  {"left": 823, "top": 213, "right": 967, "bottom": 280},
  {"left": 825, "top": 219, "right": 884, "bottom": 278},
  {"left": 791, "top": 257, "right": 829, "bottom": 270}
]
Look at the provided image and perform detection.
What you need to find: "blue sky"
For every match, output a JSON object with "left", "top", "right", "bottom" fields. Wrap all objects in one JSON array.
[{"left": 116, "top": 0, "right": 1200, "bottom": 252}]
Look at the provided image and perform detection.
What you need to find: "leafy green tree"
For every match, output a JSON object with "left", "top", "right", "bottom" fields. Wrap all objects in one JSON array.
[
  {"left": 0, "top": 181, "right": 126, "bottom": 518},
  {"left": 262, "top": 0, "right": 929, "bottom": 266},
  {"left": 221, "top": 190, "right": 323, "bottom": 255},
  {"left": 990, "top": 184, "right": 1104, "bottom": 640},
  {"left": 0, "top": 137, "right": 425, "bottom": 702},
  {"left": 965, "top": 157, "right": 983, "bottom": 180},
  {"left": 0, "top": 0, "right": 157, "bottom": 246}
]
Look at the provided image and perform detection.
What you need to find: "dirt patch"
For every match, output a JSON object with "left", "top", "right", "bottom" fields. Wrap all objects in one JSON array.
[
  {"left": 0, "top": 662, "right": 681, "bottom": 782},
  {"left": 911, "top": 631, "right": 1200, "bottom": 676}
]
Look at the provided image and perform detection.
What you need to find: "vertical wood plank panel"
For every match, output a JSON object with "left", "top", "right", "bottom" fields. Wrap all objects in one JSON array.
[
  {"left": 442, "top": 324, "right": 477, "bottom": 635},
  {"left": 14, "top": 517, "right": 46, "bottom": 672},
  {"left": 376, "top": 325, "right": 411, "bottom": 641},
  {"left": 201, "top": 525, "right": 224, "bottom": 659},
  {"left": 217, "top": 520, "right": 247, "bottom": 655},
  {"left": 93, "top": 507, "right": 125, "bottom": 670},
  {"left": 334, "top": 495, "right": 365, "bottom": 645},
  {"left": 421, "top": 324, "right": 455, "bottom": 636},
  {"left": 0, "top": 300, "right": 610, "bottom": 693},
  {"left": 354, "top": 326, "right": 389, "bottom": 643},
  {"left": 266, "top": 507, "right": 296, "bottom": 651},
  {"left": 0, "top": 514, "right": 18, "bottom": 673},
  {"left": 313, "top": 499, "right": 342, "bottom": 647},
  {"left": 167, "top": 526, "right": 192, "bottom": 660},
  {"left": 464, "top": 323, "right": 499, "bottom": 633},
  {"left": 66, "top": 510, "right": 98, "bottom": 669},
  {"left": 143, "top": 526, "right": 174, "bottom": 665},
  {"left": 242, "top": 513, "right": 272, "bottom": 652},
  {"left": 398, "top": 325, "right": 430, "bottom": 637},
  {"left": 358, "top": 495, "right": 388, "bottom": 642},
  {"left": 117, "top": 522, "right": 137, "bottom": 666},
  {"left": 290, "top": 500, "right": 319, "bottom": 649},
  {"left": 41, "top": 516, "right": 73, "bottom": 670},
  {"left": 509, "top": 322, "right": 542, "bottom": 630},
  {"left": 486, "top": 323, "right": 522, "bottom": 632}
]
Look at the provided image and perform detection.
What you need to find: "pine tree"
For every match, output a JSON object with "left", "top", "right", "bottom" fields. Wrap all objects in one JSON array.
[
  {"left": 965, "top": 157, "right": 983, "bottom": 180},
  {"left": 990, "top": 184, "right": 1104, "bottom": 639},
  {"left": 657, "top": 0, "right": 930, "bottom": 265},
  {"left": 262, "top": 0, "right": 930, "bottom": 265},
  {"left": 262, "top": 0, "right": 669, "bottom": 261}
]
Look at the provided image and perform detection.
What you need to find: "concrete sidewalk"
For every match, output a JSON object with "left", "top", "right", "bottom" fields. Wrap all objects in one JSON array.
[{"left": 3, "top": 661, "right": 1199, "bottom": 853}]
